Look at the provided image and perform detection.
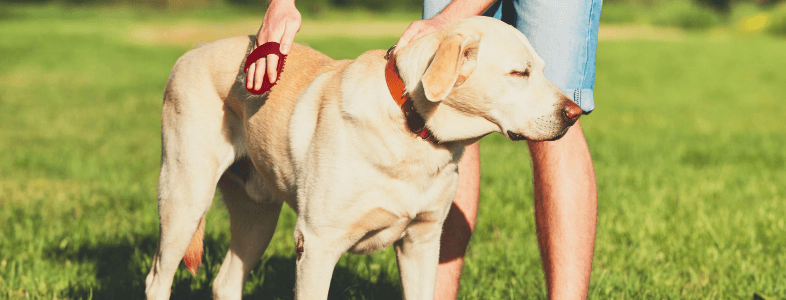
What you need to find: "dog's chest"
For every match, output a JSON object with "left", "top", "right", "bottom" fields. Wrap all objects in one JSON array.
[{"left": 342, "top": 167, "right": 459, "bottom": 255}]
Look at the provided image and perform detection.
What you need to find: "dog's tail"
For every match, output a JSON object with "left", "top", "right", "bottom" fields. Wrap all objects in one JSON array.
[{"left": 183, "top": 215, "right": 206, "bottom": 276}]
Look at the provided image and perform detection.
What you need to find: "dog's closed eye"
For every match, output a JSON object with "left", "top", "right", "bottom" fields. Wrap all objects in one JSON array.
[{"left": 509, "top": 69, "right": 530, "bottom": 78}]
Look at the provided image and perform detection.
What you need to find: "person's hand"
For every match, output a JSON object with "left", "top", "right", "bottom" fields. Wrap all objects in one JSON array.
[
  {"left": 394, "top": 16, "right": 450, "bottom": 55},
  {"left": 247, "top": 0, "right": 301, "bottom": 92}
]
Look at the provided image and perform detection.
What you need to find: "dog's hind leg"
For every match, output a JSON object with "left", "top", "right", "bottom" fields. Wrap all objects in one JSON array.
[
  {"left": 145, "top": 86, "right": 239, "bottom": 300},
  {"left": 212, "top": 160, "right": 283, "bottom": 300}
]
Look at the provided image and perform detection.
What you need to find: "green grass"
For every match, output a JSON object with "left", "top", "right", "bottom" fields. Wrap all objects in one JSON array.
[{"left": 1, "top": 5, "right": 785, "bottom": 299}]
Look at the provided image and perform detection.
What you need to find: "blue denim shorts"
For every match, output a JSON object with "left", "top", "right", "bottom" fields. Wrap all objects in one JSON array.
[{"left": 424, "top": 0, "right": 602, "bottom": 114}]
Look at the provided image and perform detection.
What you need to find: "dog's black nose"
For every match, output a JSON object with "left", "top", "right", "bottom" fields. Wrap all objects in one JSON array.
[
  {"left": 562, "top": 102, "right": 582, "bottom": 125},
  {"left": 507, "top": 131, "right": 527, "bottom": 141}
]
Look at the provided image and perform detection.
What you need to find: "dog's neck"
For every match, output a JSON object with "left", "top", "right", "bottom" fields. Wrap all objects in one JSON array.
[
  {"left": 393, "top": 31, "right": 501, "bottom": 144},
  {"left": 385, "top": 51, "right": 439, "bottom": 144},
  {"left": 335, "top": 51, "right": 465, "bottom": 179}
]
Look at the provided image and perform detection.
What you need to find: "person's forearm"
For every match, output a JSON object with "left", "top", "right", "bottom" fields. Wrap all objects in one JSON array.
[{"left": 432, "top": 0, "right": 497, "bottom": 23}]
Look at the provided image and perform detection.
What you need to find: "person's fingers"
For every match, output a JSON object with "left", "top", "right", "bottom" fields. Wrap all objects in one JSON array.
[
  {"left": 395, "top": 19, "right": 447, "bottom": 55},
  {"left": 246, "top": 62, "right": 256, "bottom": 90},
  {"left": 266, "top": 53, "right": 279, "bottom": 84},
  {"left": 280, "top": 19, "right": 300, "bottom": 55},
  {"left": 250, "top": 32, "right": 268, "bottom": 91},
  {"left": 250, "top": 5, "right": 301, "bottom": 89},
  {"left": 254, "top": 59, "right": 265, "bottom": 91},
  {"left": 409, "top": 30, "right": 432, "bottom": 47},
  {"left": 261, "top": 23, "right": 286, "bottom": 85},
  {"left": 395, "top": 21, "right": 423, "bottom": 54}
]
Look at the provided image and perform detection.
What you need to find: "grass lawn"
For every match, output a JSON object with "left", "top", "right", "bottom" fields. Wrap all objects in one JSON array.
[{"left": 1, "top": 5, "right": 785, "bottom": 299}]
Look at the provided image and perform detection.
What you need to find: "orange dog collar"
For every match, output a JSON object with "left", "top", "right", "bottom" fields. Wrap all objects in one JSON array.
[{"left": 384, "top": 46, "right": 438, "bottom": 144}]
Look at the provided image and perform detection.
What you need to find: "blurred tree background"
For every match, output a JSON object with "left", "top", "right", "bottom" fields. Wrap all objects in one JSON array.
[
  {"left": 598, "top": 0, "right": 786, "bottom": 34},
  {"left": 0, "top": 0, "right": 782, "bottom": 15},
  {"left": 2, "top": 0, "right": 786, "bottom": 35}
]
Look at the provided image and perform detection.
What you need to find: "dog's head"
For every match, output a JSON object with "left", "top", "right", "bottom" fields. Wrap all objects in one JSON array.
[{"left": 396, "top": 16, "right": 582, "bottom": 143}]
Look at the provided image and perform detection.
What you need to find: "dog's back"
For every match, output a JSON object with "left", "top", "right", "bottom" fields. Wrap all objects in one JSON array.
[
  {"left": 166, "top": 36, "right": 346, "bottom": 194},
  {"left": 230, "top": 43, "right": 347, "bottom": 201}
]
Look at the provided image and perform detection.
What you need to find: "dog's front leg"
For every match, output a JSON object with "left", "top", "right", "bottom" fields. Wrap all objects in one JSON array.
[
  {"left": 292, "top": 225, "right": 345, "bottom": 300},
  {"left": 394, "top": 220, "right": 444, "bottom": 300}
]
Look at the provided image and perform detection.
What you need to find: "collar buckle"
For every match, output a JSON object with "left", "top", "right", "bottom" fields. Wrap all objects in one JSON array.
[{"left": 385, "top": 45, "right": 396, "bottom": 60}]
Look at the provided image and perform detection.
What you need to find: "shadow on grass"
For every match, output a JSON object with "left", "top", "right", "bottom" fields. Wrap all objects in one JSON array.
[{"left": 47, "top": 233, "right": 401, "bottom": 299}]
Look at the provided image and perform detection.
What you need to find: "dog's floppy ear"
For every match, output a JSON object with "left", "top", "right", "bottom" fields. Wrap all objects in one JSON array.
[{"left": 421, "top": 33, "right": 479, "bottom": 102}]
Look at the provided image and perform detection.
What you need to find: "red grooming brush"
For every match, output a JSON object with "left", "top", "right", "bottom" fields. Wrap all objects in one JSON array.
[{"left": 244, "top": 42, "right": 287, "bottom": 95}]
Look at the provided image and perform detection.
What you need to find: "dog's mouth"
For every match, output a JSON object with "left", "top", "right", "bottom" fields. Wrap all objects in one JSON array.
[
  {"left": 506, "top": 130, "right": 528, "bottom": 141},
  {"left": 507, "top": 127, "right": 572, "bottom": 142}
]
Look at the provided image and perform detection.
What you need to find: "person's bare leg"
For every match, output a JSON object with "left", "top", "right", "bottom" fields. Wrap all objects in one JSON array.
[
  {"left": 434, "top": 142, "right": 480, "bottom": 300},
  {"left": 528, "top": 121, "right": 597, "bottom": 299}
]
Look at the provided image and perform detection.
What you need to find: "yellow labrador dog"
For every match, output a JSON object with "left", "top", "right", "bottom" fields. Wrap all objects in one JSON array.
[{"left": 145, "top": 16, "right": 581, "bottom": 300}]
